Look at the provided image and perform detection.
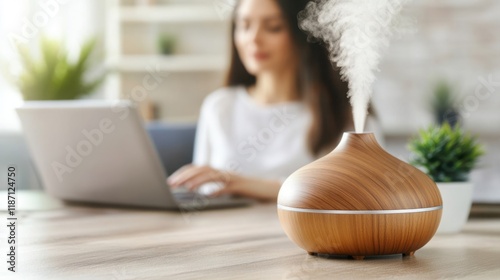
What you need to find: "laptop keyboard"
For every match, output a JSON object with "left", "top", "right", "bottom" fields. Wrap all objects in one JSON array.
[
  {"left": 172, "top": 188, "right": 254, "bottom": 209},
  {"left": 173, "top": 191, "right": 198, "bottom": 200}
]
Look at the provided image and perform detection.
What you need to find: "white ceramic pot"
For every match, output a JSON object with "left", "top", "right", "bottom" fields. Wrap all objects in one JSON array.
[{"left": 436, "top": 182, "right": 474, "bottom": 234}]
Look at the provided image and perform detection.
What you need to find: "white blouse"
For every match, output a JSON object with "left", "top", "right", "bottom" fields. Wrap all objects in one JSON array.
[{"left": 193, "top": 86, "right": 384, "bottom": 194}]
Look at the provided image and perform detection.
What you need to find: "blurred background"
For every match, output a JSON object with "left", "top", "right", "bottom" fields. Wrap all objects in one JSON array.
[{"left": 0, "top": 0, "right": 499, "bottom": 202}]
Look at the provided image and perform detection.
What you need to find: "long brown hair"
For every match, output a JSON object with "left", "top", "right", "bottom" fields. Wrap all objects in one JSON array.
[{"left": 226, "top": 0, "right": 353, "bottom": 156}]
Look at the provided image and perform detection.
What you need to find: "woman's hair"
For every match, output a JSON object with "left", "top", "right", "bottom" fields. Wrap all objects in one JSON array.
[{"left": 225, "top": 0, "right": 353, "bottom": 156}]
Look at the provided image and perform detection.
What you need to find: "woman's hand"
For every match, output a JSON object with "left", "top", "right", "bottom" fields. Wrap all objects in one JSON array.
[
  {"left": 167, "top": 164, "right": 282, "bottom": 201},
  {"left": 167, "top": 164, "right": 234, "bottom": 196}
]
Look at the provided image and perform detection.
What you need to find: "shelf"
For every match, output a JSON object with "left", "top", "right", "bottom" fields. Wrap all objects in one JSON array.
[
  {"left": 120, "top": 5, "right": 226, "bottom": 23},
  {"left": 109, "top": 54, "right": 228, "bottom": 72}
]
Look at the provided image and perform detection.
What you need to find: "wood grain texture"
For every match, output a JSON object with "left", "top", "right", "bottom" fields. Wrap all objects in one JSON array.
[
  {"left": 277, "top": 132, "right": 443, "bottom": 257},
  {"left": 277, "top": 209, "right": 442, "bottom": 257},
  {"left": 278, "top": 133, "right": 442, "bottom": 210},
  {"left": 0, "top": 196, "right": 499, "bottom": 280}
]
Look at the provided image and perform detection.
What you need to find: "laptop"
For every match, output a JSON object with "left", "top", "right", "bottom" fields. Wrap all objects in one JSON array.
[{"left": 16, "top": 100, "right": 254, "bottom": 211}]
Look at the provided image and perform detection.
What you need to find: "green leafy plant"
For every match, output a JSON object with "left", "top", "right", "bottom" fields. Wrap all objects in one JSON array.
[
  {"left": 408, "top": 123, "right": 484, "bottom": 182},
  {"left": 14, "top": 37, "right": 105, "bottom": 100}
]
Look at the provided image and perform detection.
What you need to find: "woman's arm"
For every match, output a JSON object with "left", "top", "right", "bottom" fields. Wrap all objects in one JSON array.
[{"left": 167, "top": 165, "right": 281, "bottom": 202}]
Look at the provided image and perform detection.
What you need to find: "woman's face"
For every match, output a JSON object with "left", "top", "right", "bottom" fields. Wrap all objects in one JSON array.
[{"left": 234, "top": 0, "right": 297, "bottom": 75}]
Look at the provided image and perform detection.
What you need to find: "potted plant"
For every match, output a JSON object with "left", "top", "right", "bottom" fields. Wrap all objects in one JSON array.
[
  {"left": 408, "top": 123, "right": 484, "bottom": 233},
  {"left": 13, "top": 36, "right": 105, "bottom": 100}
]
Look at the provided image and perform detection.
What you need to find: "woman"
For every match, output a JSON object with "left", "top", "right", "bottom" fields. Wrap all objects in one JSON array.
[{"left": 168, "top": 0, "right": 379, "bottom": 201}]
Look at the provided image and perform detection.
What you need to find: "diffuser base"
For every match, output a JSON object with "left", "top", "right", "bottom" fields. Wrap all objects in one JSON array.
[
  {"left": 306, "top": 251, "right": 417, "bottom": 260},
  {"left": 403, "top": 251, "right": 415, "bottom": 257},
  {"left": 278, "top": 209, "right": 441, "bottom": 258}
]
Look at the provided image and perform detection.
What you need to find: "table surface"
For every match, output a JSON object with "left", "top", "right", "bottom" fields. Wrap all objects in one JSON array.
[{"left": 1, "top": 192, "right": 500, "bottom": 280}]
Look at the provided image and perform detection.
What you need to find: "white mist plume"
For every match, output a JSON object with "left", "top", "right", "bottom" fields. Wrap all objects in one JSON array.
[{"left": 299, "top": 0, "right": 410, "bottom": 133}]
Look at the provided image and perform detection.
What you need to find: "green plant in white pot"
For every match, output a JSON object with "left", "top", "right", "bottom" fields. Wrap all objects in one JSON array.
[{"left": 408, "top": 123, "right": 484, "bottom": 234}]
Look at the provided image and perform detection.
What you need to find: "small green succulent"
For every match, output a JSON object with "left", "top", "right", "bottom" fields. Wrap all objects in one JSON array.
[{"left": 408, "top": 123, "right": 484, "bottom": 182}]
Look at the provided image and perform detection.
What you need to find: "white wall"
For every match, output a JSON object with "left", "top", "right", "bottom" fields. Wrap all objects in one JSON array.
[{"left": 374, "top": 0, "right": 500, "bottom": 135}]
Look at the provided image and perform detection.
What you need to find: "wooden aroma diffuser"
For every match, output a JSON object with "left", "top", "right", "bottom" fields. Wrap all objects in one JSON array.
[{"left": 277, "top": 132, "right": 442, "bottom": 260}]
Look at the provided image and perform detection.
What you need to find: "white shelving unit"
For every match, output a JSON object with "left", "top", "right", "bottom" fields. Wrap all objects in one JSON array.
[
  {"left": 104, "top": 0, "right": 231, "bottom": 121},
  {"left": 112, "top": 54, "right": 227, "bottom": 72},
  {"left": 120, "top": 5, "right": 223, "bottom": 22}
]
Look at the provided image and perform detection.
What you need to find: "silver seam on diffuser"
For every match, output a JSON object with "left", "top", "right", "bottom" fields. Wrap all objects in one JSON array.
[{"left": 277, "top": 204, "right": 443, "bottom": 214}]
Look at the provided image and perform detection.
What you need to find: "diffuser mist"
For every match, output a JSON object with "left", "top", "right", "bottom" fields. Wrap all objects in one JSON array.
[{"left": 277, "top": 132, "right": 442, "bottom": 259}]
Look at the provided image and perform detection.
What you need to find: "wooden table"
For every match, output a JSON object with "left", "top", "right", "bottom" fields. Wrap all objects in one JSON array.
[{"left": 1, "top": 192, "right": 500, "bottom": 280}]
